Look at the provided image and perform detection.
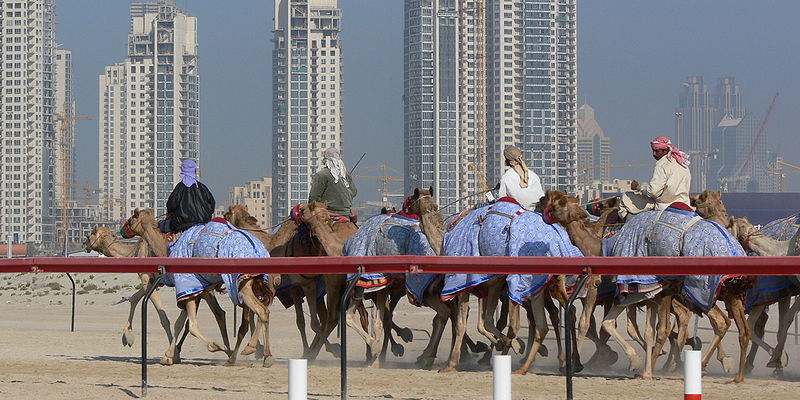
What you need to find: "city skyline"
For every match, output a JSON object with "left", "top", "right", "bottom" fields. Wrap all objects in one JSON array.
[{"left": 41, "top": 1, "right": 800, "bottom": 208}]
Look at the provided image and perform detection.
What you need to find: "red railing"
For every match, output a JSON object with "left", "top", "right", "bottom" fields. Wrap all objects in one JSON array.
[{"left": 1, "top": 256, "right": 800, "bottom": 276}]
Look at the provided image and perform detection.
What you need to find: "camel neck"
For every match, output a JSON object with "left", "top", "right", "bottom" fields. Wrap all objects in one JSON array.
[
  {"left": 747, "top": 234, "right": 789, "bottom": 257},
  {"left": 140, "top": 226, "right": 168, "bottom": 257},
  {"left": 563, "top": 219, "right": 602, "bottom": 257},
  {"left": 419, "top": 210, "right": 445, "bottom": 256}
]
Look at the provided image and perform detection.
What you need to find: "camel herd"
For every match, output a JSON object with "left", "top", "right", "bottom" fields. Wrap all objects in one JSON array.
[{"left": 81, "top": 188, "right": 800, "bottom": 384}]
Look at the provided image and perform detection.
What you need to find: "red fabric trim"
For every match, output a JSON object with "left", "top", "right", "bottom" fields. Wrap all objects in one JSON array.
[
  {"left": 543, "top": 204, "right": 555, "bottom": 224},
  {"left": 397, "top": 210, "right": 421, "bottom": 220},
  {"left": 669, "top": 202, "right": 693, "bottom": 211},
  {"left": 744, "top": 236, "right": 751, "bottom": 252},
  {"left": 497, "top": 196, "right": 521, "bottom": 205},
  {"left": 210, "top": 217, "right": 227, "bottom": 224}
]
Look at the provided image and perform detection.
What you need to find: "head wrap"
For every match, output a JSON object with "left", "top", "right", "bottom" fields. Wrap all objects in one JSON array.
[
  {"left": 180, "top": 159, "right": 198, "bottom": 187},
  {"left": 650, "top": 136, "right": 690, "bottom": 168},
  {"left": 323, "top": 147, "right": 349, "bottom": 188},
  {"left": 503, "top": 146, "right": 529, "bottom": 188}
]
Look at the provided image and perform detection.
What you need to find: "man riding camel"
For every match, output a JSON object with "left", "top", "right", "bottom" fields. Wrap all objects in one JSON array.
[
  {"left": 163, "top": 159, "right": 216, "bottom": 233},
  {"left": 308, "top": 147, "right": 358, "bottom": 222},
  {"left": 619, "top": 136, "right": 691, "bottom": 219},
  {"left": 497, "top": 145, "right": 545, "bottom": 209}
]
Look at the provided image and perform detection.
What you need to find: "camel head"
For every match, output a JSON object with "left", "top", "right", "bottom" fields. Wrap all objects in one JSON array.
[
  {"left": 729, "top": 217, "right": 758, "bottom": 244},
  {"left": 84, "top": 226, "right": 114, "bottom": 252},
  {"left": 691, "top": 190, "right": 728, "bottom": 221},
  {"left": 225, "top": 204, "right": 259, "bottom": 228},
  {"left": 298, "top": 201, "right": 335, "bottom": 231},
  {"left": 542, "top": 191, "right": 586, "bottom": 226},
  {"left": 407, "top": 186, "right": 438, "bottom": 216},
  {"left": 125, "top": 208, "right": 159, "bottom": 236},
  {"left": 535, "top": 189, "right": 568, "bottom": 213}
]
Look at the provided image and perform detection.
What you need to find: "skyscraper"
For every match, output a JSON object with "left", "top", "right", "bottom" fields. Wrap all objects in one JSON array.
[
  {"left": 54, "top": 49, "right": 75, "bottom": 217},
  {"left": 576, "top": 103, "right": 610, "bottom": 187},
  {"left": 272, "top": 0, "right": 343, "bottom": 223},
  {"left": 676, "top": 76, "right": 715, "bottom": 192},
  {"left": 99, "top": 1, "right": 199, "bottom": 220},
  {"left": 404, "top": 0, "right": 578, "bottom": 208},
  {"left": 0, "top": 0, "right": 58, "bottom": 246}
]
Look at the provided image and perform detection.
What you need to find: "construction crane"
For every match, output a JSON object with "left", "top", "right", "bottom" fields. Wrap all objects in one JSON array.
[
  {"left": 353, "top": 164, "right": 404, "bottom": 208},
  {"left": 768, "top": 158, "right": 800, "bottom": 192},
  {"left": 53, "top": 113, "right": 93, "bottom": 254},
  {"left": 734, "top": 92, "right": 779, "bottom": 179}
]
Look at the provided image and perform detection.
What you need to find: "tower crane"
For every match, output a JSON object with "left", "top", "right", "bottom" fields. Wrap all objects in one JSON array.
[
  {"left": 734, "top": 92, "right": 779, "bottom": 179},
  {"left": 353, "top": 164, "right": 404, "bottom": 208},
  {"left": 53, "top": 113, "right": 92, "bottom": 254}
]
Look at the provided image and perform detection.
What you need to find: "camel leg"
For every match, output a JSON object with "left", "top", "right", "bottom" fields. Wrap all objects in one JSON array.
[
  {"left": 545, "top": 295, "right": 563, "bottom": 367},
  {"left": 576, "top": 276, "right": 601, "bottom": 352},
  {"left": 149, "top": 289, "right": 174, "bottom": 348},
  {"left": 238, "top": 281, "right": 274, "bottom": 368},
  {"left": 440, "top": 293, "right": 469, "bottom": 373},
  {"left": 513, "top": 295, "right": 548, "bottom": 375},
  {"left": 638, "top": 301, "right": 657, "bottom": 380},
  {"left": 602, "top": 305, "right": 643, "bottom": 373},
  {"left": 479, "top": 283, "right": 515, "bottom": 352},
  {"left": 651, "top": 294, "right": 673, "bottom": 370},
  {"left": 766, "top": 296, "right": 800, "bottom": 370},
  {"left": 162, "top": 309, "right": 188, "bottom": 365},
  {"left": 725, "top": 295, "right": 750, "bottom": 383},
  {"left": 702, "top": 305, "right": 732, "bottom": 373},
  {"left": 201, "top": 292, "right": 232, "bottom": 354},
  {"left": 664, "top": 299, "right": 691, "bottom": 372},
  {"left": 122, "top": 287, "right": 145, "bottom": 347},
  {"left": 290, "top": 287, "right": 310, "bottom": 353},
  {"left": 551, "top": 282, "right": 581, "bottom": 372},
  {"left": 745, "top": 304, "right": 767, "bottom": 373},
  {"left": 380, "top": 289, "right": 406, "bottom": 363},
  {"left": 225, "top": 307, "right": 251, "bottom": 366},
  {"left": 626, "top": 306, "right": 646, "bottom": 350},
  {"left": 305, "top": 276, "right": 344, "bottom": 361},
  {"left": 369, "top": 290, "right": 389, "bottom": 367},
  {"left": 344, "top": 297, "right": 377, "bottom": 364},
  {"left": 417, "top": 292, "right": 451, "bottom": 367},
  {"left": 184, "top": 298, "right": 230, "bottom": 356}
]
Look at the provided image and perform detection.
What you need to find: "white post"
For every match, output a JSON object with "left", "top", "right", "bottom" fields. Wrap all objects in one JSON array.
[
  {"left": 288, "top": 358, "right": 307, "bottom": 400},
  {"left": 683, "top": 350, "right": 702, "bottom": 400},
  {"left": 6, "top": 235, "right": 11, "bottom": 258},
  {"left": 492, "top": 355, "right": 511, "bottom": 400}
]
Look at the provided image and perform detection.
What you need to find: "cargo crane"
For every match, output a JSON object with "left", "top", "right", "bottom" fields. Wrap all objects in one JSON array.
[{"left": 353, "top": 164, "right": 404, "bottom": 208}]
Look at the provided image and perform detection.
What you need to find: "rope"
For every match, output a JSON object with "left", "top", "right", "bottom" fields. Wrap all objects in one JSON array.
[
  {"left": 579, "top": 196, "right": 620, "bottom": 208},
  {"left": 440, "top": 189, "right": 493, "bottom": 212}
]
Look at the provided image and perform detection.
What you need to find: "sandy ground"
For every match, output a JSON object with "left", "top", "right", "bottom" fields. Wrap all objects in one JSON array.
[{"left": 2, "top": 272, "right": 800, "bottom": 399}]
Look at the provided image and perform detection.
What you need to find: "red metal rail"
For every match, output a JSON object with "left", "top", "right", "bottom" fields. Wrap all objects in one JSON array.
[{"left": 1, "top": 256, "right": 800, "bottom": 276}]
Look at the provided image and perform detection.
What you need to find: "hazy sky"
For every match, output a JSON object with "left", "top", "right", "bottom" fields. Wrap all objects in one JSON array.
[{"left": 58, "top": 0, "right": 800, "bottom": 205}]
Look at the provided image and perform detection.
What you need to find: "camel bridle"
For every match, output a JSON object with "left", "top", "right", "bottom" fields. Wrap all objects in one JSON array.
[
  {"left": 409, "top": 193, "right": 435, "bottom": 215},
  {"left": 300, "top": 207, "right": 336, "bottom": 232}
]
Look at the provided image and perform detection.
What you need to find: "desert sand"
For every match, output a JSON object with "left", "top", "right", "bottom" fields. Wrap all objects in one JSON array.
[{"left": 1, "top": 272, "right": 800, "bottom": 399}]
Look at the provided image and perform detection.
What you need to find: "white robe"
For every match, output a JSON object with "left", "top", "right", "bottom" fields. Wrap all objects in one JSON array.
[
  {"left": 621, "top": 155, "right": 691, "bottom": 215},
  {"left": 498, "top": 168, "right": 545, "bottom": 209}
]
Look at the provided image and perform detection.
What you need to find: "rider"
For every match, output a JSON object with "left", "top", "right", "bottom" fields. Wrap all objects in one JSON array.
[
  {"left": 163, "top": 159, "right": 216, "bottom": 233},
  {"left": 308, "top": 147, "right": 358, "bottom": 222},
  {"left": 619, "top": 136, "right": 691, "bottom": 220},
  {"left": 497, "top": 145, "right": 545, "bottom": 209}
]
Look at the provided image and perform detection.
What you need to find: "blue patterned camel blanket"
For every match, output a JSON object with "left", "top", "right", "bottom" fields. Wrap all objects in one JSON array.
[
  {"left": 603, "top": 208, "right": 745, "bottom": 312},
  {"left": 746, "top": 215, "right": 800, "bottom": 311},
  {"left": 167, "top": 219, "right": 270, "bottom": 305},
  {"left": 344, "top": 213, "right": 437, "bottom": 304},
  {"left": 441, "top": 200, "right": 583, "bottom": 304}
]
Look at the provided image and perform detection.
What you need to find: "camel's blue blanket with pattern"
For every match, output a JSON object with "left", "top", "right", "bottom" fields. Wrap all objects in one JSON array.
[
  {"left": 441, "top": 200, "right": 582, "bottom": 304},
  {"left": 166, "top": 220, "right": 270, "bottom": 305},
  {"left": 344, "top": 213, "right": 437, "bottom": 305},
  {"left": 746, "top": 215, "right": 800, "bottom": 311},
  {"left": 603, "top": 208, "right": 745, "bottom": 312}
]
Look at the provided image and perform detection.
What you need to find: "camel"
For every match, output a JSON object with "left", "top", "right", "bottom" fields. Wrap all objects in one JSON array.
[
  {"left": 439, "top": 196, "right": 584, "bottom": 375},
  {"left": 125, "top": 209, "right": 280, "bottom": 367},
  {"left": 82, "top": 227, "right": 174, "bottom": 350},
  {"left": 284, "top": 202, "right": 359, "bottom": 361},
  {"left": 544, "top": 192, "right": 751, "bottom": 382}
]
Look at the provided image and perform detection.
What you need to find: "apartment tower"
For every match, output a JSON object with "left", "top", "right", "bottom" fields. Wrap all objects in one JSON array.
[
  {"left": 272, "top": 0, "right": 343, "bottom": 223},
  {"left": 228, "top": 177, "right": 273, "bottom": 228},
  {"left": 576, "top": 103, "right": 610, "bottom": 187},
  {"left": 0, "top": 0, "right": 59, "bottom": 246},
  {"left": 99, "top": 1, "right": 199, "bottom": 220}
]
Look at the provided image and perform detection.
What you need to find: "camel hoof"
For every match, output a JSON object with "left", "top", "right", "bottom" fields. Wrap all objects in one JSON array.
[
  {"left": 207, "top": 342, "right": 226, "bottom": 353},
  {"left": 122, "top": 330, "right": 135, "bottom": 347},
  {"left": 326, "top": 343, "right": 342, "bottom": 358},
  {"left": 438, "top": 366, "right": 457, "bottom": 373},
  {"left": 537, "top": 343, "right": 548, "bottom": 357},
  {"left": 720, "top": 356, "right": 733, "bottom": 373},
  {"left": 512, "top": 338, "right": 526, "bottom": 355},
  {"left": 725, "top": 378, "right": 744, "bottom": 384},
  {"left": 473, "top": 341, "right": 490, "bottom": 353},
  {"left": 513, "top": 368, "right": 528, "bottom": 375},
  {"left": 629, "top": 354, "right": 643, "bottom": 373},
  {"left": 766, "top": 351, "right": 789, "bottom": 368},
  {"left": 160, "top": 356, "right": 173, "bottom": 366},
  {"left": 478, "top": 352, "right": 492, "bottom": 366},
  {"left": 688, "top": 336, "right": 702, "bottom": 351},
  {"left": 241, "top": 344, "right": 257, "bottom": 356},
  {"left": 558, "top": 363, "right": 584, "bottom": 374},
  {"left": 771, "top": 368, "right": 785, "bottom": 380},
  {"left": 415, "top": 356, "right": 435, "bottom": 368},
  {"left": 397, "top": 327, "right": 413, "bottom": 343},
  {"left": 224, "top": 358, "right": 237, "bottom": 367},
  {"left": 391, "top": 343, "right": 405, "bottom": 357},
  {"left": 262, "top": 355, "right": 275, "bottom": 368}
]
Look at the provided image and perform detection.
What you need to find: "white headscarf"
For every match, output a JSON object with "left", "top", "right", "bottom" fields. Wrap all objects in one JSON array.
[{"left": 323, "top": 147, "right": 349, "bottom": 188}]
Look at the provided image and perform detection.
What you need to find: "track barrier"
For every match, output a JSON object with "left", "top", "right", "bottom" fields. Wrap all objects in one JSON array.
[
  {"left": 493, "top": 355, "right": 511, "bottom": 400},
  {"left": 289, "top": 359, "right": 308, "bottom": 400},
  {"left": 684, "top": 350, "right": 702, "bottom": 400},
  {"left": 4, "top": 255, "right": 800, "bottom": 399}
]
